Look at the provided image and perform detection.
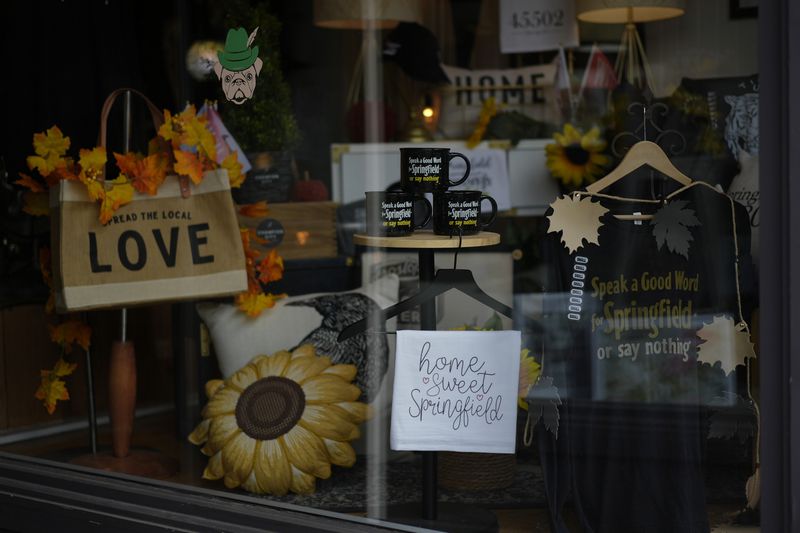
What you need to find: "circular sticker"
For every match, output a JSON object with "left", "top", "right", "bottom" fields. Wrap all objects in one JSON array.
[{"left": 256, "top": 219, "right": 285, "bottom": 248}]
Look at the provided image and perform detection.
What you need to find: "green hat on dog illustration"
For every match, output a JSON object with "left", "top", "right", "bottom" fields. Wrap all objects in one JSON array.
[{"left": 214, "top": 27, "right": 263, "bottom": 105}]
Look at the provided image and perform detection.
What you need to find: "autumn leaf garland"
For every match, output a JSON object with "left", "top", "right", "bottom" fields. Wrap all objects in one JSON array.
[
  {"left": 17, "top": 105, "right": 244, "bottom": 224},
  {"left": 18, "top": 105, "right": 279, "bottom": 412}
]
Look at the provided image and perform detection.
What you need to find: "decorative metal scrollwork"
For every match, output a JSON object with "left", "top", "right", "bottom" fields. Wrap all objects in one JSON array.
[{"left": 611, "top": 102, "right": 686, "bottom": 158}]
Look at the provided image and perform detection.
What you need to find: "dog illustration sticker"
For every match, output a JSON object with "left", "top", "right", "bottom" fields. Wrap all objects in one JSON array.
[{"left": 214, "top": 27, "right": 262, "bottom": 105}]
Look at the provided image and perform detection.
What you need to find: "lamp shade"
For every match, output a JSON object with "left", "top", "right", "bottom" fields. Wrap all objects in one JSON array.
[
  {"left": 313, "top": 0, "right": 422, "bottom": 30},
  {"left": 576, "top": 0, "right": 685, "bottom": 23}
]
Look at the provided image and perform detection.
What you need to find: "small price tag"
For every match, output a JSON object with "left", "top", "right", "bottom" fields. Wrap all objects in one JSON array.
[{"left": 500, "top": 0, "right": 580, "bottom": 54}]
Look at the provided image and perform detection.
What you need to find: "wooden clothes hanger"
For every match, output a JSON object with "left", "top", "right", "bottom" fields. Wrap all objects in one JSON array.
[{"left": 583, "top": 140, "right": 693, "bottom": 220}]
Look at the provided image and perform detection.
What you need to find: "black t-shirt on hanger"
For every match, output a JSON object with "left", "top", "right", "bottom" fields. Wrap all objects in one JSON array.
[{"left": 538, "top": 184, "right": 752, "bottom": 533}]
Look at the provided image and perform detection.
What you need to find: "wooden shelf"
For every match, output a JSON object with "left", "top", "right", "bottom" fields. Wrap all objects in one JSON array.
[{"left": 353, "top": 231, "right": 500, "bottom": 249}]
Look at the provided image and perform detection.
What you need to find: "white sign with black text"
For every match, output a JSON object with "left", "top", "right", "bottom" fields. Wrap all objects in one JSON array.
[
  {"left": 499, "top": 0, "right": 579, "bottom": 54},
  {"left": 449, "top": 148, "right": 511, "bottom": 211},
  {"left": 391, "top": 330, "right": 521, "bottom": 453}
]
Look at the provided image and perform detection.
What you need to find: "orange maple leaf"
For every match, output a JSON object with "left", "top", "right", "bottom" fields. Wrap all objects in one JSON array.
[
  {"left": 174, "top": 150, "right": 204, "bottom": 185},
  {"left": 49, "top": 158, "right": 80, "bottom": 184},
  {"left": 15, "top": 173, "right": 45, "bottom": 193},
  {"left": 257, "top": 248, "right": 284, "bottom": 284},
  {"left": 22, "top": 192, "right": 49, "bottom": 216},
  {"left": 221, "top": 151, "right": 244, "bottom": 188},
  {"left": 99, "top": 176, "right": 135, "bottom": 225},
  {"left": 238, "top": 201, "right": 269, "bottom": 218},
  {"left": 39, "top": 247, "right": 53, "bottom": 289},
  {"left": 114, "top": 152, "right": 168, "bottom": 195},
  {"left": 40, "top": 248, "right": 55, "bottom": 315},
  {"left": 49, "top": 320, "right": 92, "bottom": 352}
]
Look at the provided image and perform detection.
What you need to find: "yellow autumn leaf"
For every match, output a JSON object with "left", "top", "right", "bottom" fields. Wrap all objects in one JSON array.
[
  {"left": 158, "top": 109, "right": 176, "bottom": 142},
  {"left": 49, "top": 320, "right": 92, "bottom": 352},
  {"left": 81, "top": 177, "right": 105, "bottom": 202},
  {"left": 182, "top": 115, "right": 216, "bottom": 161},
  {"left": 222, "top": 151, "right": 244, "bottom": 188},
  {"left": 27, "top": 151, "right": 67, "bottom": 177},
  {"left": 33, "top": 126, "right": 70, "bottom": 158},
  {"left": 99, "top": 176, "right": 135, "bottom": 225},
  {"left": 22, "top": 192, "right": 49, "bottom": 216},
  {"left": 174, "top": 150, "right": 205, "bottom": 185},
  {"left": 79, "top": 146, "right": 107, "bottom": 177},
  {"left": 15, "top": 173, "right": 45, "bottom": 193},
  {"left": 235, "top": 291, "right": 287, "bottom": 317},
  {"left": 52, "top": 357, "right": 78, "bottom": 377},
  {"left": 35, "top": 372, "right": 70, "bottom": 415}
]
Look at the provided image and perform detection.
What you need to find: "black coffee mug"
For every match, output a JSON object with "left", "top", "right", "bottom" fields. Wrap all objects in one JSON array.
[
  {"left": 433, "top": 190, "right": 498, "bottom": 236},
  {"left": 400, "top": 147, "right": 471, "bottom": 192},
  {"left": 365, "top": 191, "right": 432, "bottom": 236}
]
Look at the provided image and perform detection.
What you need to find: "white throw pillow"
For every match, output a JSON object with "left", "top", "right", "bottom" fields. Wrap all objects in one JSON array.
[{"left": 197, "top": 275, "right": 399, "bottom": 403}]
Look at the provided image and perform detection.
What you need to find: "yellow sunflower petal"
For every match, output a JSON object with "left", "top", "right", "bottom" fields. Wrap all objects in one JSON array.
[
  {"left": 289, "top": 465, "right": 317, "bottom": 495},
  {"left": 291, "top": 344, "right": 316, "bottom": 359},
  {"left": 222, "top": 432, "right": 257, "bottom": 484},
  {"left": 228, "top": 363, "right": 258, "bottom": 391},
  {"left": 224, "top": 473, "right": 241, "bottom": 489},
  {"left": 302, "top": 374, "right": 361, "bottom": 404},
  {"left": 280, "top": 425, "right": 331, "bottom": 479},
  {"left": 334, "top": 402, "right": 373, "bottom": 424},
  {"left": 207, "top": 413, "right": 241, "bottom": 451},
  {"left": 284, "top": 355, "right": 332, "bottom": 384},
  {"left": 241, "top": 471, "right": 262, "bottom": 493},
  {"left": 254, "top": 439, "right": 292, "bottom": 496},
  {"left": 188, "top": 418, "right": 210, "bottom": 446},
  {"left": 202, "top": 387, "right": 239, "bottom": 418},
  {"left": 323, "top": 438, "right": 356, "bottom": 467},
  {"left": 205, "top": 379, "right": 224, "bottom": 399},
  {"left": 202, "top": 451, "right": 224, "bottom": 480},
  {"left": 299, "top": 404, "right": 359, "bottom": 441},
  {"left": 563, "top": 124, "right": 582, "bottom": 143},
  {"left": 321, "top": 364, "right": 357, "bottom": 382},
  {"left": 256, "top": 350, "right": 292, "bottom": 378}
]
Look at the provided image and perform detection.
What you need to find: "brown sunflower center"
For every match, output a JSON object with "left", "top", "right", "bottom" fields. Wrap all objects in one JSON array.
[
  {"left": 564, "top": 143, "right": 591, "bottom": 166},
  {"left": 235, "top": 376, "right": 305, "bottom": 440}
]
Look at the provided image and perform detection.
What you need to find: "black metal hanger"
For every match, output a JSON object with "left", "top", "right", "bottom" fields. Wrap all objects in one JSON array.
[{"left": 338, "top": 231, "right": 512, "bottom": 341}]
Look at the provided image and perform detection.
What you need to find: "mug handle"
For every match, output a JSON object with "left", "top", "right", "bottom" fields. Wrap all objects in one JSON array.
[
  {"left": 413, "top": 195, "right": 433, "bottom": 229},
  {"left": 479, "top": 195, "right": 498, "bottom": 230},
  {"left": 448, "top": 152, "right": 471, "bottom": 186}
]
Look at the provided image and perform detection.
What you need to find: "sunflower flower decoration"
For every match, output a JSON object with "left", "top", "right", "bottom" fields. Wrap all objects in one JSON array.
[
  {"left": 545, "top": 123, "right": 610, "bottom": 190},
  {"left": 189, "top": 345, "right": 372, "bottom": 495}
]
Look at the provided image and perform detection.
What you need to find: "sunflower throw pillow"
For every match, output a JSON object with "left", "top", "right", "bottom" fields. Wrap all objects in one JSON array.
[{"left": 189, "top": 344, "right": 372, "bottom": 495}]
